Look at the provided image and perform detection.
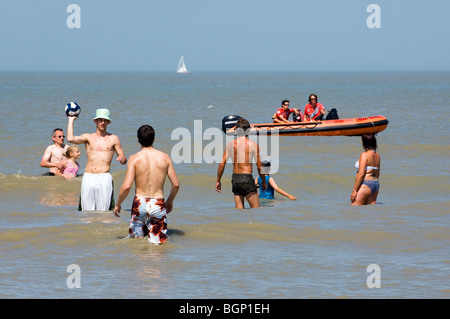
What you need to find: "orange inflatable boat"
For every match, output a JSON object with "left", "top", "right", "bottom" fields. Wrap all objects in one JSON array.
[{"left": 222, "top": 115, "right": 389, "bottom": 136}]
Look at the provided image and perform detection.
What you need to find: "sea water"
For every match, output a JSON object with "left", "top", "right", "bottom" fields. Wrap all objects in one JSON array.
[{"left": 0, "top": 71, "right": 449, "bottom": 298}]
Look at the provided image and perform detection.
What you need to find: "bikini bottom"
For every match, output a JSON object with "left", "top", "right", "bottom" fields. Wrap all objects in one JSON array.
[{"left": 362, "top": 180, "right": 380, "bottom": 194}]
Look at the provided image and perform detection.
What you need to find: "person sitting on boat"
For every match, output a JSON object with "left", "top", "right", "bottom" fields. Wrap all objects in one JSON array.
[
  {"left": 273, "top": 100, "right": 302, "bottom": 123},
  {"left": 304, "top": 93, "right": 326, "bottom": 121}
]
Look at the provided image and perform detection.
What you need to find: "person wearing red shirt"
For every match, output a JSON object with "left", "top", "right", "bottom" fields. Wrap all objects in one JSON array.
[
  {"left": 273, "top": 100, "right": 301, "bottom": 123},
  {"left": 304, "top": 94, "right": 325, "bottom": 121}
]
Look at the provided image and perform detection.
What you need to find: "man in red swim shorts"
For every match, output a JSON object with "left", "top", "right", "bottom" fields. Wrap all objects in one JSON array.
[{"left": 113, "top": 125, "right": 179, "bottom": 245}]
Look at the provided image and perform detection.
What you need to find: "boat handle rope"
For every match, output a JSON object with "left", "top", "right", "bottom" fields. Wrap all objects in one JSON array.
[
  {"left": 303, "top": 123, "right": 319, "bottom": 129},
  {"left": 365, "top": 116, "right": 376, "bottom": 133}
]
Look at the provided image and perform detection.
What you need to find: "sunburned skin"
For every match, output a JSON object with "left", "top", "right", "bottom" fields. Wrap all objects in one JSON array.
[
  {"left": 40, "top": 129, "right": 69, "bottom": 174},
  {"left": 83, "top": 132, "right": 120, "bottom": 173},
  {"left": 67, "top": 117, "right": 127, "bottom": 174}
]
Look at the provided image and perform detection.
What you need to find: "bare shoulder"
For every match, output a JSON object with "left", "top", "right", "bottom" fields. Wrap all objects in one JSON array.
[
  {"left": 82, "top": 132, "right": 95, "bottom": 142},
  {"left": 154, "top": 149, "right": 171, "bottom": 161},
  {"left": 247, "top": 138, "right": 260, "bottom": 151},
  {"left": 109, "top": 133, "right": 119, "bottom": 140},
  {"left": 248, "top": 138, "right": 259, "bottom": 147},
  {"left": 128, "top": 152, "right": 139, "bottom": 162}
]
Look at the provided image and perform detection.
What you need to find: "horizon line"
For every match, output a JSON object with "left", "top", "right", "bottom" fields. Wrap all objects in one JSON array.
[{"left": 0, "top": 68, "right": 448, "bottom": 73}]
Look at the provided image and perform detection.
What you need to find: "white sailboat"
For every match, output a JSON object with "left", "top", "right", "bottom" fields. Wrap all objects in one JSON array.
[{"left": 176, "top": 56, "right": 190, "bottom": 74}]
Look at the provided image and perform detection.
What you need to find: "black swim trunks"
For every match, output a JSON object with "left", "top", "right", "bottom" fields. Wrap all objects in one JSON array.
[
  {"left": 42, "top": 172, "right": 55, "bottom": 176},
  {"left": 231, "top": 173, "right": 257, "bottom": 196}
]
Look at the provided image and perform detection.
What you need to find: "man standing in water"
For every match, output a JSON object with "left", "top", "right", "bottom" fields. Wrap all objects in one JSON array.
[
  {"left": 40, "top": 128, "right": 69, "bottom": 175},
  {"left": 67, "top": 108, "right": 127, "bottom": 211},
  {"left": 216, "top": 118, "right": 267, "bottom": 209},
  {"left": 113, "top": 125, "right": 179, "bottom": 245}
]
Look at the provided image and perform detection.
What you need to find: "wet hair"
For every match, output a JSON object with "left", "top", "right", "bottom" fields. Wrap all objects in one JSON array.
[
  {"left": 308, "top": 94, "right": 318, "bottom": 103},
  {"left": 281, "top": 99, "right": 290, "bottom": 106},
  {"left": 137, "top": 124, "right": 155, "bottom": 147},
  {"left": 361, "top": 133, "right": 377, "bottom": 151},
  {"left": 235, "top": 118, "right": 250, "bottom": 136},
  {"left": 64, "top": 145, "right": 79, "bottom": 158}
]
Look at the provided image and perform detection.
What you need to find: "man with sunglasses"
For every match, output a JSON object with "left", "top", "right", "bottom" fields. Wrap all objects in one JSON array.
[
  {"left": 40, "top": 128, "right": 69, "bottom": 176},
  {"left": 304, "top": 93, "right": 326, "bottom": 121},
  {"left": 273, "top": 99, "right": 301, "bottom": 123}
]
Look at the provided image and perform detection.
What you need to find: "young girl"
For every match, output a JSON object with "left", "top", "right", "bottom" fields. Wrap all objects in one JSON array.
[
  {"left": 255, "top": 161, "right": 296, "bottom": 201},
  {"left": 56, "top": 145, "right": 80, "bottom": 179}
]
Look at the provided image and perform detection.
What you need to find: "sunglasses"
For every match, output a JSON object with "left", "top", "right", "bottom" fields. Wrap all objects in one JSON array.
[{"left": 56, "top": 135, "right": 65, "bottom": 138}]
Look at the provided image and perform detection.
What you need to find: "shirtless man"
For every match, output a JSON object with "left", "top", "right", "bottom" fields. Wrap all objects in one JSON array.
[
  {"left": 216, "top": 118, "right": 267, "bottom": 209},
  {"left": 40, "top": 128, "right": 69, "bottom": 175},
  {"left": 67, "top": 108, "right": 127, "bottom": 211},
  {"left": 113, "top": 125, "right": 179, "bottom": 245}
]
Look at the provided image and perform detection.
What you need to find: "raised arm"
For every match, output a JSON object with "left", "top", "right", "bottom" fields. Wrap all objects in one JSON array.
[{"left": 67, "top": 116, "right": 88, "bottom": 144}]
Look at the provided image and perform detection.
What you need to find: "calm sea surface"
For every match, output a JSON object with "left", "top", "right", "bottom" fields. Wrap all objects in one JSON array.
[{"left": 0, "top": 71, "right": 449, "bottom": 298}]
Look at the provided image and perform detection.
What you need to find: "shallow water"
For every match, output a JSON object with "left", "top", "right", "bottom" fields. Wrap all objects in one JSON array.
[{"left": 0, "top": 71, "right": 449, "bottom": 298}]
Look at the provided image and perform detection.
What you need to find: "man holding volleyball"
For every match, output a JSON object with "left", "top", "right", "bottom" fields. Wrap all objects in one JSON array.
[{"left": 67, "top": 108, "right": 127, "bottom": 211}]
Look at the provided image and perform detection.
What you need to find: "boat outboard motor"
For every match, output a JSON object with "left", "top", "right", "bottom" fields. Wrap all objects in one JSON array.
[{"left": 222, "top": 115, "right": 242, "bottom": 133}]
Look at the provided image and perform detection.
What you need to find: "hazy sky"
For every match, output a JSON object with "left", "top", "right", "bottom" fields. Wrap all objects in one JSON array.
[{"left": 0, "top": 0, "right": 449, "bottom": 72}]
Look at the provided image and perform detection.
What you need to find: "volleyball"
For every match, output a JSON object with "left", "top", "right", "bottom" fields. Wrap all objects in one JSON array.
[{"left": 65, "top": 102, "right": 81, "bottom": 117}]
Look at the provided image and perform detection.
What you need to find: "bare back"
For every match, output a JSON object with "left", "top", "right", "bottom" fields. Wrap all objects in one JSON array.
[
  {"left": 361, "top": 150, "right": 381, "bottom": 180},
  {"left": 131, "top": 148, "right": 172, "bottom": 198},
  {"left": 227, "top": 136, "right": 260, "bottom": 174}
]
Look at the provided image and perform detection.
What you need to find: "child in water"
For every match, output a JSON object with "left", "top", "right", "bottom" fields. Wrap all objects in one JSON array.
[
  {"left": 255, "top": 161, "right": 296, "bottom": 200},
  {"left": 56, "top": 145, "right": 80, "bottom": 179}
]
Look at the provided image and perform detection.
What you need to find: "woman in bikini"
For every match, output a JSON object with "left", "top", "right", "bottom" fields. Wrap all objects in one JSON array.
[
  {"left": 351, "top": 133, "right": 381, "bottom": 205},
  {"left": 56, "top": 145, "right": 81, "bottom": 179}
]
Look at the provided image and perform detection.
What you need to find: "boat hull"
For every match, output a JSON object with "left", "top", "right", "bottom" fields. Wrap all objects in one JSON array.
[{"left": 225, "top": 116, "right": 389, "bottom": 136}]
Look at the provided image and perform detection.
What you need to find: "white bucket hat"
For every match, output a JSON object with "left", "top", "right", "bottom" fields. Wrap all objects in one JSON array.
[{"left": 93, "top": 108, "right": 111, "bottom": 121}]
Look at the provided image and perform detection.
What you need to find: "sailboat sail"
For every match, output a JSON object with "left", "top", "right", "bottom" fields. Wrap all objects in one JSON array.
[{"left": 177, "top": 56, "right": 190, "bottom": 74}]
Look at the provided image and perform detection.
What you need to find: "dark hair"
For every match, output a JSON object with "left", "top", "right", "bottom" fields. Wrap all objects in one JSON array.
[
  {"left": 262, "top": 160, "right": 271, "bottom": 167},
  {"left": 52, "top": 128, "right": 63, "bottom": 136},
  {"left": 361, "top": 133, "right": 377, "bottom": 151},
  {"left": 308, "top": 94, "right": 318, "bottom": 102},
  {"left": 235, "top": 118, "right": 250, "bottom": 136},
  {"left": 137, "top": 125, "right": 155, "bottom": 147},
  {"left": 281, "top": 99, "right": 290, "bottom": 106}
]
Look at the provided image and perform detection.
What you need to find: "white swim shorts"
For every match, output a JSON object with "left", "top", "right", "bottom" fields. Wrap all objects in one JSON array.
[{"left": 79, "top": 172, "right": 114, "bottom": 211}]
